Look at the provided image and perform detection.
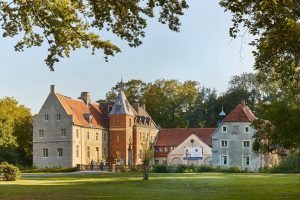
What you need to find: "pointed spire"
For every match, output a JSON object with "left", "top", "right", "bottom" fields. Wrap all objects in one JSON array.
[
  {"left": 219, "top": 105, "right": 226, "bottom": 116},
  {"left": 109, "top": 88, "right": 134, "bottom": 116},
  {"left": 119, "top": 75, "right": 124, "bottom": 91}
]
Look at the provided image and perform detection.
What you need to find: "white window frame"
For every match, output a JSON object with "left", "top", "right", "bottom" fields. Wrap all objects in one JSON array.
[
  {"left": 76, "top": 145, "right": 79, "bottom": 158},
  {"left": 87, "top": 146, "right": 90, "bottom": 158},
  {"left": 242, "top": 140, "right": 251, "bottom": 148},
  {"left": 38, "top": 130, "right": 44, "bottom": 138},
  {"left": 76, "top": 129, "right": 79, "bottom": 138},
  {"left": 244, "top": 126, "right": 250, "bottom": 133},
  {"left": 43, "top": 148, "right": 48, "bottom": 158},
  {"left": 242, "top": 155, "right": 250, "bottom": 166},
  {"left": 61, "top": 129, "right": 66, "bottom": 137},
  {"left": 222, "top": 125, "right": 227, "bottom": 133},
  {"left": 56, "top": 114, "right": 61, "bottom": 121},
  {"left": 220, "top": 155, "right": 228, "bottom": 166},
  {"left": 220, "top": 140, "right": 229, "bottom": 148},
  {"left": 57, "top": 148, "right": 63, "bottom": 158}
]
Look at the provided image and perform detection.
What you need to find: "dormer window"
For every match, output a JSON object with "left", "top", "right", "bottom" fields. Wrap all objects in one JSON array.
[
  {"left": 108, "top": 105, "right": 113, "bottom": 112},
  {"left": 222, "top": 126, "right": 227, "bottom": 133}
]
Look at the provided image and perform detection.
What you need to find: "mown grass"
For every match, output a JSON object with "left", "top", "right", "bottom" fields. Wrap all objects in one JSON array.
[{"left": 0, "top": 173, "right": 299, "bottom": 200}]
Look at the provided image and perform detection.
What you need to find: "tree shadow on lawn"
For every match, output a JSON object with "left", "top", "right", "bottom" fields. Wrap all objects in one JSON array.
[{"left": 0, "top": 173, "right": 300, "bottom": 200}]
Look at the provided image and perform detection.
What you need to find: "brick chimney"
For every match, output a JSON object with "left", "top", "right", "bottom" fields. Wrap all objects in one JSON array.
[
  {"left": 50, "top": 85, "right": 56, "bottom": 93},
  {"left": 80, "top": 92, "right": 91, "bottom": 105},
  {"left": 241, "top": 100, "right": 246, "bottom": 107}
]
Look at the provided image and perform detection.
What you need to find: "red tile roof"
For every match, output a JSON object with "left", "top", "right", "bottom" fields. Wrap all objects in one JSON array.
[
  {"left": 56, "top": 93, "right": 106, "bottom": 128},
  {"left": 223, "top": 103, "right": 256, "bottom": 122},
  {"left": 154, "top": 152, "right": 169, "bottom": 157},
  {"left": 155, "top": 128, "right": 216, "bottom": 147}
]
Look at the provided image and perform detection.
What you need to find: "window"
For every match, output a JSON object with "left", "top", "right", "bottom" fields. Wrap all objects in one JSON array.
[
  {"left": 57, "top": 148, "right": 63, "bottom": 157},
  {"left": 96, "top": 147, "right": 99, "bottom": 161},
  {"left": 96, "top": 132, "right": 99, "bottom": 140},
  {"left": 108, "top": 105, "right": 112, "bottom": 112},
  {"left": 61, "top": 129, "right": 66, "bottom": 137},
  {"left": 87, "top": 146, "right": 90, "bottom": 158},
  {"left": 116, "top": 135, "right": 119, "bottom": 142},
  {"left": 43, "top": 148, "right": 48, "bottom": 158},
  {"left": 220, "top": 140, "right": 228, "bottom": 147},
  {"left": 38, "top": 130, "right": 44, "bottom": 138},
  {"left": 243, "top": 140, "right": 250, "bottom": 148},
  {"left": 76, "top": 129, "right": 79, "bottom": 138},
  {"left": 76, "top": 145, "right": 79, "bottom": 158},
  {"left": 129, "top": 118, "right": 132, "bottom": 127},
  {"left": 56, "top": 114, "right": 61, "bottom": 121},
  {"left": 155, "top": 160, "right": 159, "bottom": 165},
  {"left": 243, "top": 155, "right": 250, "bottom": 166},
  {"left": 245, "top": 126, "right": 250, "bottom": 133},
  {"left": 222, "top": 126, "right": 227, "bottom": 133},
  {"left": 220, "top": 155, "right": 228, "bottom": 165},
  {"left": 104, "top": 132, "right": 107, "bottom": 141},
  {"left": 45, "top": 114, "right": 49, "bottom": 121},
  {"left": 103, "top": 148, "right": 107, "bottom": 157},
  {"left": 116, "top": 151, "right": 121, "bottom": 160},
  {"left": 87, "top": 132, "right": 90, "bottom": 140}
]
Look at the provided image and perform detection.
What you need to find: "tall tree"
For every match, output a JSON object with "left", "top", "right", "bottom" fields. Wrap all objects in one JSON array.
[
  {"left": 105, "top": 79, "right": 148, "bottom": 103},
  {"left": 0, "top": 0, "right": 188, "bottom": 70},
  {"left": 0, "top": 97, "right": 32, "bottom": 165},
  {"left": 142, "top": 79, "right": 200, "bottom": 128},
  {"left": 220, "top": 0, "right": 300, "bottom": 90}
]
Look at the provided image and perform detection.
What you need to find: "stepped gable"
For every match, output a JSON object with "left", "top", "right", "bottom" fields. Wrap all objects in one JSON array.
[
  {"left": 55, "top": 93, "right": 106, "bottom": 128},
  {"left": 223, "top": 102, "right": 256, "bottom": 122},
  {"left": 155, "top": 128, "right": 216, "bottom": 147}
]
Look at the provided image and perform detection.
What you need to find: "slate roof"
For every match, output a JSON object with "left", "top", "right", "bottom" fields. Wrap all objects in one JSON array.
[
  {"left": 155, "top": 128, "right": 216, "bottom": 147},
  {"left": 109, "top": 90, "right": 135, "bottom": 116},
  {"left": 56, "top": 93, "right": 107, "bottom": 128},
  {"left": 223, "top": 103, "right": 256, "bottom": 122}
]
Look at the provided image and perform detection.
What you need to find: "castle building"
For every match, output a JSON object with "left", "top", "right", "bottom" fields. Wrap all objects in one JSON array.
[
  {"left": 211, "top": 101, "right": 261, "bottom": 171},
  {"left": 33, "top": 85, "right": 158, "bottom": 168}
]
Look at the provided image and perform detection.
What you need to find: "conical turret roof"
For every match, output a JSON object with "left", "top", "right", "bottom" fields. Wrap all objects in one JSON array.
[{"left": 109, "top": 90, "right": 134, "bottom": 116}]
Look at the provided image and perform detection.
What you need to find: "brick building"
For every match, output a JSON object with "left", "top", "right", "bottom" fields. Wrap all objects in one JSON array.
[{"left": 33, "top": 85, "right": 158, "bottom": 168}]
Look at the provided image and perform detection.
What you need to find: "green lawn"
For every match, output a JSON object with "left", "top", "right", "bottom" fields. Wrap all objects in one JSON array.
[{"left": 0, "top": 173, "right": 300, "bottom": 200}]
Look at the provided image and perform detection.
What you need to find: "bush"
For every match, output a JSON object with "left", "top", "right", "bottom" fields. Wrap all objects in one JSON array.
[
  {"left": 227, "top": 166, "right": 240, "bottom": 173},
  {"left": 129, "top": 165, "right": 141, "bottom": 172},
  {"left": 21, "top": 167, "right": 77, "bottom": 173},
  {"left": 0, "top": 162, "right": 21, "bottom": 181},
  {"left": 214, "top": 165, "right": 226, "bottom": 172},
  {"left": 196, "top": 164, "right": 214, "bottom": 172},
  {"left": 152, "top": 165, "right": 169, "bottom": 173}
]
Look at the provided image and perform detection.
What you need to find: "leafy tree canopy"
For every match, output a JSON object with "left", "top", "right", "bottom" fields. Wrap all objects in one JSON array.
[
  {"left": 220, "top": 0, "right": 300, "bottom": 91},
  {"left": 0, "top": 97, "right": 32, "bottom": 165},
  {"left": 0, "top": 0, "right": 188, "bottom": 70}
]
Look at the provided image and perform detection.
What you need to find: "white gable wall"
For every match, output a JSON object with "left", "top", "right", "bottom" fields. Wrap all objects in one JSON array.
[{"left": 167, "top": 134, "right": 212, "bottom": 166}]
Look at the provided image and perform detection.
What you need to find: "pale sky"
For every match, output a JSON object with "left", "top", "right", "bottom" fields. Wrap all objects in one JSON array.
[{"left": 0, "top": 0, "right": 254, "bottom": 114}]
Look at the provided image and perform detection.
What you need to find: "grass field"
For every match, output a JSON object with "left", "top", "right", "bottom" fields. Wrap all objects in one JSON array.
[{"left": 0, "top": 173, "right": 300, "bottom": 200}]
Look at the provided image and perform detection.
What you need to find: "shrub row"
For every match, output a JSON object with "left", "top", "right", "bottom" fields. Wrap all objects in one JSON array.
[
  {"left": 152, "top": 164, "right": 243, "bottom": 173},
  {"left": 0, "top": 162, "right": 21, "bottom": 181},
  {"left": 21, "top": 167, "right": 78, "bottom": 173}
]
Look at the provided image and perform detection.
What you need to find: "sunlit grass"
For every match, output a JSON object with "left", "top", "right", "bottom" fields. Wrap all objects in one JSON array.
[{"left": 1, "top": 173, "right": 300, "bottom": 200}]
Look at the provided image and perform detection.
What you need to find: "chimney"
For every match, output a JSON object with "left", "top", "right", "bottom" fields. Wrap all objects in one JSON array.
[
  {"left": 80, "top": 92, "right": 91, "bottom": 105},
  {"left": 241, "top": 100, "right": 246, "bottom": 107},
  {"left": 50, "top": 85, "right": 56, "bottom": 93}
]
